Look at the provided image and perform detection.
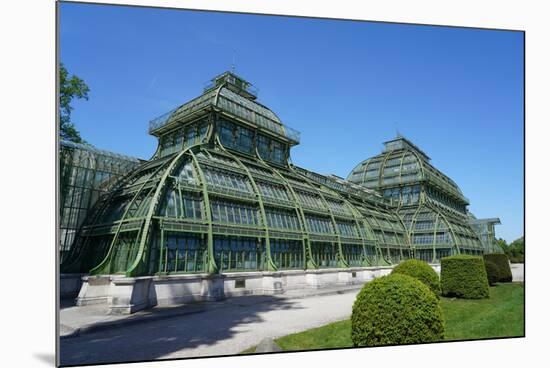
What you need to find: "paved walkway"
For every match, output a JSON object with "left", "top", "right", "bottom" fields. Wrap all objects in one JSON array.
[
  {"left": 60, "top": 286, "right": 362, "bottom": 366},
  {"left": 511, "top": 263, "right": 524, "bottom": 282}
]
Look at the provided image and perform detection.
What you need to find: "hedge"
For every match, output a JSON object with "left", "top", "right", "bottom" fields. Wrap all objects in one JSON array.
[
  {"left": 391, "top": 259, "right": 441, "bottom": 296},
  {"left": 483, "top": 254, "right": 513, "bottom": 282},
  {"left": 484, "top": 260, "right": 500, "bottom": 286},
  {"left": 351, "top": 273, "right": 445, "bottom": 347},
  {"left": 440, "top": 255, "right": 489, "bottom": 299}
]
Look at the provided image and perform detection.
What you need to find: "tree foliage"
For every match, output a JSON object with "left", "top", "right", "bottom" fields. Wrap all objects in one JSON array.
[
  {"left": 497, "top": 236, "right": 524, "bottom": 263},
  {"left": 508, "top": 237, "right": 525, "bottom": 259},
  {"left": 496, "top": 238, "right": 508, "bottom": 252},
  {"left": 60, "top": 63, "right": 89, "bottom": 143}
]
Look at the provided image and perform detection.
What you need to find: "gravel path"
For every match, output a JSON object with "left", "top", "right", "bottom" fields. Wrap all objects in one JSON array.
[{"left": 60, "top": 291, "right": 359, "bottom": 366}]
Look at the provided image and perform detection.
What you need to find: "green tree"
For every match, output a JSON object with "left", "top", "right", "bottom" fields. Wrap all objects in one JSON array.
[
  {"left": 509, "top": 236, "right": 524, "bottom": 249},
  {"left": 508, "top": 236, "right": 524, "bottom": 261},
  {"left": 59, "top": 63, "right": 90, "bottom": 143},
  {"left": 496, "top": 238, "right": 508, "bottom": 253},
  {"left": 497, "top": 236, "right": 524, "bottom": 263}
]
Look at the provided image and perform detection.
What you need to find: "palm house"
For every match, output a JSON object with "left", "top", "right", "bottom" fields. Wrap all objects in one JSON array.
[{"left": 59, "top": 71, "right": 500, "bottom": 312}]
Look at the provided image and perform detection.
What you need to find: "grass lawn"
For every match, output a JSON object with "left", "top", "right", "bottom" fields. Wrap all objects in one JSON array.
[
  {"left": 268, "top": 283, "right": 524, "bottom": 352},
  {"left": 441, "top": 282, "right": 524, "bottom": 341}
]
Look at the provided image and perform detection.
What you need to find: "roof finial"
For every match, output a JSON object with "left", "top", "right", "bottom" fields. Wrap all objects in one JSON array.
[{"left": 231, "top": 49, "right": 236, "bottom": 73}]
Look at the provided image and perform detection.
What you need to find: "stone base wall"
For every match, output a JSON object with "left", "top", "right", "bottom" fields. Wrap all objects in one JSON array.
[{"left": 74, "top": 265, "right": 438, "bottom": 314}]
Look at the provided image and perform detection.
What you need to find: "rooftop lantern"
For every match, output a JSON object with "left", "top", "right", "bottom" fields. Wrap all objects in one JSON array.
[{"left": 204, "top": 71, "right": 258, "bottom": 100}]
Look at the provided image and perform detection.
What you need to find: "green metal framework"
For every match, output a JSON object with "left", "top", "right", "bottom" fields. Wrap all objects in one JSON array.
[
  {"left": 347, "top": 135, "right": 498, "bottom": 262},
  {"left": 468, "top": 215, "right": 502, "bottom": 253},
  {"left": 60, "top": 72, "right": 498, "bottom": 276},
  {"left": 59, "top": 140, "right": 141, "bottom": 264}
]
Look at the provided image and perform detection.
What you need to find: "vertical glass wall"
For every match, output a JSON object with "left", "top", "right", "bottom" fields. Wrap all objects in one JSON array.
[
  {"left": 310, "top": 242, "right": 339, "bottom": 268},
  {"left": 157, "top": 118, "right": 209, "bottom": 158},
  {"left": 342, "top": 243, "right": 364, "bottom": 266},
  {"left": 217, "top": 117, "right": 288, "bottom": 166},
  {"left": 59, "top": 140, "right": 140, "bottom": 263},
  {"left": 158, "top": 232, "right": 207, "bottom": 273},
  {"left": 213, "top": 236, "right": 265, "bottom": 272},
  {"left": 270, "top": 239, "right": 304, "bottom": 269}
]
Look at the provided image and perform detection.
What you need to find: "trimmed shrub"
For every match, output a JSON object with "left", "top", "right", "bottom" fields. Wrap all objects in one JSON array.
[
  {"left": 440, "top": 255, "right": 489, "bottom": 299},
  {"left": 391, "top": 259, "right": 441, "bottom": 296},
  {"left": 484, "top": 260, "right": 500, "bottom": 286},
  {"left": 483, "top": 254, "right": 513, "bottom": 282},
  {"left": 351, "top": 273, "right": 445, "bottom": 347}
]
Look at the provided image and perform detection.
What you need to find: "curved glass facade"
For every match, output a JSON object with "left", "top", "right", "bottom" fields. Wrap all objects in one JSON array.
[
  {"left": 347, "top": 136, "right": 497, "bottom": 261},
  {"left": 60, "top": 72, "right": 498, "bottom": 276}
]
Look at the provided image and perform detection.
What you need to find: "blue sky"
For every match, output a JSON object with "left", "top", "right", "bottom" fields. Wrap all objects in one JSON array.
[{"left": 59, "top": 2, "right": 524, "bottom": 243}]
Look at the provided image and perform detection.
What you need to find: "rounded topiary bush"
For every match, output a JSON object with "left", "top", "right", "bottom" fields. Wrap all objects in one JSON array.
[
  {"left": 484, "top": 260, "right": 500, "bottom": 286},
  {"left": 483, "top": 254, "right": 512, "bottom": 282},
  {"left": 440, "top": 255, "right": 489, "bottom": 299},
  {"left": 351, "top": 273, "right": 445, "bottom": 347},
  {"left": 391, "top": 259, "right": 441, "bottom": 296}
]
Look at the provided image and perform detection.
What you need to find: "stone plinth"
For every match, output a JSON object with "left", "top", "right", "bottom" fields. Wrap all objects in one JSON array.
[
  {"left": 72, "top": 264, "right": 441, "bottom": 314},
  {"left": 109, "top": 277, "right": 157, "bottom": 314}
]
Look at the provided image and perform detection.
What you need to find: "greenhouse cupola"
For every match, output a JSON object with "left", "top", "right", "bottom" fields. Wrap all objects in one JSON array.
[
  {"left": 204, "top": 71, "right": 258, "bottom": 100},
  {"left": 148, "top": 71, "right": 301, "bottom": 165},
  {"left": 346, "top": 134, "right": 488, "bottom": 261}
]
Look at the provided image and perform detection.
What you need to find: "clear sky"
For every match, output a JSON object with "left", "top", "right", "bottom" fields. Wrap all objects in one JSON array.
[{"left": 59, "top": 2, "right": 524, "bottom": 243}]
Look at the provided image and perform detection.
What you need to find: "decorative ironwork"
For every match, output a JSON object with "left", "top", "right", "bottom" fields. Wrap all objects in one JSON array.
[{"left": 60, "top": 71, "right": 500, "bottom": 276}]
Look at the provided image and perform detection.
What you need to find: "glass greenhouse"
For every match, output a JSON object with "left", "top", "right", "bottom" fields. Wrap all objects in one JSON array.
[
  {"left": 468, "top": 214, "right": 502, "bottom": 253},
  {"left": 347, "top": 136, "right": 500, "bottom": 262},
  {"left": 60, "top": 71, "right": 500, "bottom": 277},
  {"left": 59, "top": 140, "right": 141, "bottom": 264}
]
